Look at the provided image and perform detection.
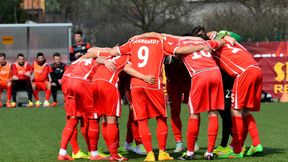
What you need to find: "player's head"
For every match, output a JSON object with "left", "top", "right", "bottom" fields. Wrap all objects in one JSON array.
[
  {"left": 0, "top": 52, "right": 7, "bottom": 66},
  {"left": 191, "top": 25, "right": 209, "bottom": 40},
  {"left": 17, "top": 53, "right": 25, "bottom": 65},
  {"left": 74, "top": 30, "right": 83, "bottom": 43},
  {"left": 36, "top": 52, "right": 46, "bottom": 65},
  {"left": 53, "top": 52, "right": 62, "bottom": 64}
]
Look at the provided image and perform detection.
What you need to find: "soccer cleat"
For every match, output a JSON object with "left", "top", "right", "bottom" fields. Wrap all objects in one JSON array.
[
  {"left": 213, "top": 146, "right": 233, "bottom": 156},
  {"left": 135, "top": 144, "right": 147, "bottom": 155},
  {"left": 27, "top": 100, "right": 34, "bottom": 107},
  {"left": 178, "top": 152, "right": 195, "bottom": 160},
  {"left": 10, "top": 102, "right": 17, "bottom": 108},
  {"left": 57, "top": 154, "right": 74, "bottom": 160},
  {"left": 144, "top": 151, "right": 155, "bottom": 161},
  {"left": 174, "top": 142, "right": 185, "bottom": 153},
  {"left": 158, "top": 150, "right": 174, "bottom": 161},
  {"left": 43, "top": 100, "right": 50, "bottom": 107},
  {"left": 6, "top": 101, "right": 10, "bottom": 108},
  {"left": 107, "top": 154, "right": 128, "bottom": 161},
  {"left": 204, "top": 152, "right": 214, "bottom": 160},
  {"left": 123, "top": 142, "right": 137, "bottom": 153},
  {"left": 35, "top": 100, "right": 42, "bottom": 107},
  {"left": 90, "top": 154, "right": 108, "bottom": 160},
  {"left": 246, "top": 144, "right": 263, "bottom": 156},
  {"left": 51, "top": 102, "right": 58, "bottom": 107},
  {"left": 72, "top": 150, "right": 89, "bottom": 159},
  {"left": 241, "top": 145, "right": 246, "bottom": 154},
  {"left": 217, "top": 152, "right": 244, "bottom": 159}
]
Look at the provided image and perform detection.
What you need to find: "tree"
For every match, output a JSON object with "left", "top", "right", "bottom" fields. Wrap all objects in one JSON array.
[
  {"left": 0, "top": 0, "right": 27, "bottom": 23},
  {"left": 103, "top": 0, "right": 190, "bottom": 32}
]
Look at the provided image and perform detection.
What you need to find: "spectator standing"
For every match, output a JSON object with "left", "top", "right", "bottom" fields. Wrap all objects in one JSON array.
[{"left": 69, "top": 30, "right": 91, "bottom": 62}]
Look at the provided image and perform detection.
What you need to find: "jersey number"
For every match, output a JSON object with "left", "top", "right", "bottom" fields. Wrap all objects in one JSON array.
[
  {"left": 137, "top": 46, "right": 149, "bottom": 68},
  {"left": 226, "top": 44, "right": 240, "bottom": 54},
  {"left": 192, "top": 50, "right": 211, "bottom": 59}
]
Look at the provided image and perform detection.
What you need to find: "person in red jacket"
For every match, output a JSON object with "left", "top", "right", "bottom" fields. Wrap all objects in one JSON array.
[
  {"left": 31, "top": 52, "right": 51, "bottom": 107},
  {"left": 11, "top": 53, "right": 34, "bottom": 107}
]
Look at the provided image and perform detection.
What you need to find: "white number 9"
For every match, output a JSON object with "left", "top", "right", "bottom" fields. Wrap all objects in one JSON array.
[{"left": 137, "top": 46, "right": 149, "bottom": 68}]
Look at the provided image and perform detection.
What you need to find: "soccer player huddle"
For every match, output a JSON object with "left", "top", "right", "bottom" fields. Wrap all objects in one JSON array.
[{"left": 58, "top": 26, "right": 263, "bottom": 161}]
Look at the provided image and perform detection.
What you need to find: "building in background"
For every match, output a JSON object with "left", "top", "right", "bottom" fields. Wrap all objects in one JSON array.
[{"left": 22, "top": 0, "right": 46, "bottom": 22}]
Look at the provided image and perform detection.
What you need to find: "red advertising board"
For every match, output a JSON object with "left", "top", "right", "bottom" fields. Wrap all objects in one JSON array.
[{"left": 242, "top": 42, "right": 288, "bottom": 99}]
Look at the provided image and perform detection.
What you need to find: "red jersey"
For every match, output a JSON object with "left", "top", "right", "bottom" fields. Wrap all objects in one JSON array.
[
  {"left": 92, "top": 55, "right": 129, "bottom": 87},
  {"left": 0, "top": 62, "right": 11, "bottom": 82},
  {"left": 64, "top": 58, "right": 98, "bottom": 82},
  {"left": 178, "top": 39, "right": 220, "bottom": 76},
  {"left": 11, "top": 62, "right": 32, "bottom": 80},
  {"left": 32, "top": 61, "right": 50, "bottom": 82},
  {"left": 116, "top": 37, "right": 177, "bottom": 89},
  {"left": 213, "top": 42, "right": 258, "bottom": 78}
]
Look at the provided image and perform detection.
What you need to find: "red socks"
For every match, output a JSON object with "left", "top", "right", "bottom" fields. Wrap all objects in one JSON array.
[
  {"left": 186, "top": 118, "right": 200, "bottom": 152},
  {"left": 60, "top": 118, "right": 78, "bottom": 150},
  {"left": 105, "top": 123, "right": 119, "bottom": 156},
  {"left": 7, "top": 85, "right": 12, "bottom": 101},
  {"left": 207, "top": 116, "right": 219, "bottom": 153},
  {"left": 137, "top": 119, "right": 153, "bottom": 152},
  {"left": 45, "top": 89, "right": 51, "bottom": 101},
  {"left": 33, "top": 90, "right": 39, "bottom": 101},
  {"left": 80, "top": 118, "right": 90, "bottom": 152},
  {"left": 231, "top": 116, "right": 244, "bottom": 154},
  {"left": 88, "top": 119, "right": 99, "bottom": 151},
  {"left": 70, "top": 127, "right": 80, "bottom": 154},
  {"left": 126, "top": 110, "right": 142, "bottom": 145},
  {"left": 156, "top": 117, "right": 168, "bottom": 150},
  {"left": 243, "top": 114, "right": 261, "bottom": 146}
]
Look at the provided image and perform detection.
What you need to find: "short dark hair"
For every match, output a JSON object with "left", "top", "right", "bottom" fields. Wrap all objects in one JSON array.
[
  {"left": 53, "top": 52, "right": 61, "bottom": 57},
  {"left": 74, "top": 30, "right": 83, "bottom": 36},
  {"left": 37, "top": 52, "right": 44, "bottom": 58},
  {"left": 191, "top": 25, "right": 206, "bottom": 36},
  {"left": 0, "top": 52, "right": 6, "bottom": 58},
  {"left": 17, "top": 53, "right": 24, "bottom": 58}
]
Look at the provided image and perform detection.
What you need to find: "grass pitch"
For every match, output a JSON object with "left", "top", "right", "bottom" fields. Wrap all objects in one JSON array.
[{"left": 0, "top": 102, "right": 287, "bottom": 162}]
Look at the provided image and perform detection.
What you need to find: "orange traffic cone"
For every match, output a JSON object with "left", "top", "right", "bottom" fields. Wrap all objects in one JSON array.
[{"left": 280, "top": 93, "right": 288, "bottom": 102}]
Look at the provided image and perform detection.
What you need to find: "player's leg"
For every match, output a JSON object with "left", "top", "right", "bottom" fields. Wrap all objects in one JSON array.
[
  {"left": 167, "top": 81, "right": 184, "bottom": 152},
  {"left": 243, "top": 110, "right": 263, "bottom": 156},
  {"left": 0, "top": 86, "right": 3, "bottom": 107},
  {"left": 87, "top": 118, "right": 104, "bottom": 160},
  {"left": 123, "top": 108, "right": 141, "bottom": 154},
  {"left": 51, "top": 82, "right": 58, "bottom": 106},
  {"left": 58, "top": 116, "right": 78, "bottom": 160},
  {"left": 179, "top": 113, "right": 200, "bottom": 160},
  {"left": 6, "top": 81, "right": 12, "bottom": 107},
  {"left": 79, "top": 117, "right": 90, "bottom": 152},
  {"left": 11, "top": 80, "right": 19, "bottom": 107},
  {"left": 32, "top": 82, "right": 41, "bottom": 107},
  {"left": 206, "top": 110, "right": 219, "bottom": 160},
  {"left": 43, "top": 81, "right": 51, "bottom": 107},
  {"left": 25, "top": 80, "right": 34, "bottom": 107}
]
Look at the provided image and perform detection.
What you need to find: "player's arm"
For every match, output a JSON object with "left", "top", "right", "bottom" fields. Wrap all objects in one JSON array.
[
  {"left": 174, "top": 45, "right": 212, "bottom": 55},
  {"left": 81, "top": 47, "right": 112, "bottom": 58},
  {"left": 124, "top": 64, "right": 155, "bottom": 84},
  {"left": 96, "top": 57, "right": 116, "bottom": 72}
]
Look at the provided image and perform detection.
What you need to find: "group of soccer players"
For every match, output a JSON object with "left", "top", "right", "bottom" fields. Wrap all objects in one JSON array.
[
  {"left": 57, "top": 27, "right": 263, "bottom": 161},
  {"left": 0, "top": 52, "right": 67, "bottom": 108}
]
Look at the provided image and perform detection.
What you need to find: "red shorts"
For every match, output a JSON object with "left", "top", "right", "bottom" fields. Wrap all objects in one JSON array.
[
  {"left": 131, "top": 87, "right": 167, "bottom": 121},
  {"left": 63, "top": 78, "right": 94, "bottom": 118},
  {"left": 0, "top": 81, "right": 9, "bottom": 91},
  {"left": 92, "top": 80, "right": 121, "bottom": 117},
  {"left": 232, "top": 66, "right": 262, "bottom": 111},
  {"left": 188, "top": 69, "right": 224, "bottom": 114},
  {"left": 33, "top": 81, "right": 49, "bottom": 91}
]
